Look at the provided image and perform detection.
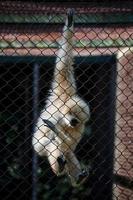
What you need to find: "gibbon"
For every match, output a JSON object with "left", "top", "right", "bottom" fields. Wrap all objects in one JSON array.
[{"left": 32, "top": 9, "right": 90, "bottom": 186}]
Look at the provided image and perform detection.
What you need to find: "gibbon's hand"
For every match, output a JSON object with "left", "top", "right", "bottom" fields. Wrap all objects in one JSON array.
[
  {"left": 42, "top": 119, "right": 71, "bottom": 142},
  {"left": 66, "top": 8, "right": 75, "bottom": 27},
  {"left": 42, "top": 119, "right": 59, "bottom": 136},
  {"left": 76, "top": 170, "right": 89, "bottom": 185}
]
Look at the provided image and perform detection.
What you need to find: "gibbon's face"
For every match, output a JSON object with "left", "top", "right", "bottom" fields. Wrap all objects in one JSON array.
[{"left": 60, "top": 96, "right": 90, "bottom": 128}]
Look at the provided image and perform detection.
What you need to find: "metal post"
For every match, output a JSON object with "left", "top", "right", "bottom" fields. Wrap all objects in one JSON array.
[{"left": 32, "top": 63, "right": 40, "bottom": 200}]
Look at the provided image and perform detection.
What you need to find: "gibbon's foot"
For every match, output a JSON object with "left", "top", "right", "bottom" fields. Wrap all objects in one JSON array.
[
  {"left": 57, "top": 155, "right": 67, "bottom": 173},
  {"left": 67, "top": 8, "right": 75, "bottom": 27},
  {"left": 76, "top": 170, "right": 88, "bottom": 185}
]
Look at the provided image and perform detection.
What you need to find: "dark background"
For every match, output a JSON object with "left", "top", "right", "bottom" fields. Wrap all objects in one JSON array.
[{"left": 0, "top": 55, "right": 116, "bottom": 200}]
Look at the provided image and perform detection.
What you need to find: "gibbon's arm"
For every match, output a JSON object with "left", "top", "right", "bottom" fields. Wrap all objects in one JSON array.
[
  {"left": 56, "top": 8, "right": 74, "bottom": 67},
  {"left": 52, "top": 9, "right": 77, "bottom": 97}
]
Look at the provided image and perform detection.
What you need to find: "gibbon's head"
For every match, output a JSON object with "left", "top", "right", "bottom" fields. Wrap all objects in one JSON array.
[{"left": 60, "top": 96, "right": 90, "bottom": 128}]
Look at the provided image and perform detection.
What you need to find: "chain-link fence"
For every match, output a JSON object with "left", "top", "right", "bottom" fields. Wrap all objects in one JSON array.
[{"left": 0, "top": 1, "right": 133, "bottom": 200}]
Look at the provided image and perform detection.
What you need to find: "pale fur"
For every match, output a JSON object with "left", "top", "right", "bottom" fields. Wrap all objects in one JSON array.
[{"left": 32, "top": 15, "right": 90, "bottom": 186}]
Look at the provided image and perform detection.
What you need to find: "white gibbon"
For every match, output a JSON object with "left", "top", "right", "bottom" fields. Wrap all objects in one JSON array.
[{"left": 32, "top": 9, "right": 90, "bottom": 186}]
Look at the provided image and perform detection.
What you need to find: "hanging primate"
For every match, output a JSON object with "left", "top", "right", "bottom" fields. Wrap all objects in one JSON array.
[{"left": 32, "top": 9, "right": 90, "bottom": 186}]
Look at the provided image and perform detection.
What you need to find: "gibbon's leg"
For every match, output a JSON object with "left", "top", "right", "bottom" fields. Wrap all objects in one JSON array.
[
  {"left": 65, "top": 151, "right": 88, "bottom": 186},
  {"left": 65, "top": 151, "right": 81, "bottom": 184},
  {"left": 42, "top": 119, "right": 67, "bottom": 173},
  {"left": 46, "top": 139, "right": 66, "bottom": 174}
]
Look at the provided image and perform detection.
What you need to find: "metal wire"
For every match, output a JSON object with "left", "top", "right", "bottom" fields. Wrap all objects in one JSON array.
[
  {"left": 32, "top": 63, "right": 40, "bottom": 200},
  {"left": 0, "top": 2, "right": 133, "bottom": 200}
]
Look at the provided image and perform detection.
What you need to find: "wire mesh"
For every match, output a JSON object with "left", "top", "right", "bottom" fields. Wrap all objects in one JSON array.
[{"left": 0, "top": 1, "right": 133, "bottom": 200}]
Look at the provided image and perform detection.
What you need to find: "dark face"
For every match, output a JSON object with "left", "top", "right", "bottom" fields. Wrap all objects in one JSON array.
[{"left": 70, "top": 118, "right": 80, "bottom": 127}]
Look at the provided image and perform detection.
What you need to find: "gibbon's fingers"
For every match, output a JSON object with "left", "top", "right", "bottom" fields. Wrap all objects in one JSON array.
[
  {"left": 66, "top": 8, "right": 75, "bottom": 27},
  {"left": 46, "top": 141, "right": 63, "bottom": 175}
]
